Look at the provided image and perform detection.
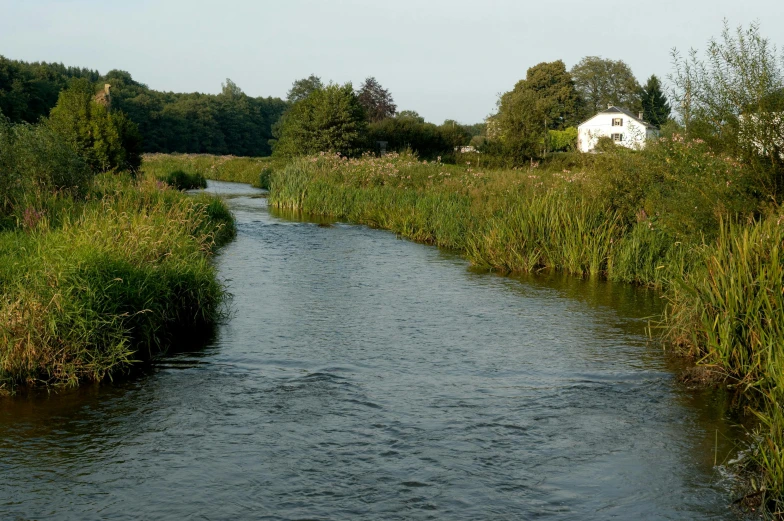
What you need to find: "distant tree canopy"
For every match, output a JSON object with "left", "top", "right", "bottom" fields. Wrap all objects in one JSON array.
[
  {"left": 107, "top": 72, "right": 287, "bottom": 156},
  {"left": 273, "top": 83, "right": 367, "bottom": 158},
  {"left": 492, "top": 60, "right": 580, "bottom": 161},
  {"left": 356, "top": 77, "right": 397, "bottom": 123},
  {"left": 571, "top": 56, "right": 642, "bottom": 116},
  {"left": 47, "top": 79, "right": 142, "bottom": 172},
  {"left": 640, "top": 75, "right": 671, "bottom": 127},
  {"left": 0, "top": 55, "right": 100, "bottom": 124},
  {"left": 0, "top": 58, "right": 288, "bottom": 157},
  {"left": 287, "top": 74, "right": 324, "bottom": 104}
]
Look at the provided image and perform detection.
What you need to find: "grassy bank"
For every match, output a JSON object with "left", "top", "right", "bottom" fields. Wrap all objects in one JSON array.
[
  {"left": 267, "top": 149, "right": 784, "bottom": 510},
  {"left": 0, "top": 173, "right": 234, "bottom": 393},
  {"left": 142, "top": 153, "right": 281, "bottom": 189}
]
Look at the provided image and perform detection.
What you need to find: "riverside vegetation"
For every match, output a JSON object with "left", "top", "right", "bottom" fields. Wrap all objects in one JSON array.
[
  {"left": 3, "top": 17, "right": 784, "bottom": 517},
  {"left": 0, "top": 88, "right": 234, "bottom": 394},
  {"left": 135, "top": 24, "right": 784, "bottom": 512}
]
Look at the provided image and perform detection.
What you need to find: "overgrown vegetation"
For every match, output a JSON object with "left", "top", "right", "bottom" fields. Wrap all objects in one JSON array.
[
  {"left": 142, "top": 153, "right": 281, "bottom": 189},
  {"left": 264, "top": 23, "right": 784, "bottom": 514},
  {"left": 0, "top": 83, "right": 235, "bottom": 393}
]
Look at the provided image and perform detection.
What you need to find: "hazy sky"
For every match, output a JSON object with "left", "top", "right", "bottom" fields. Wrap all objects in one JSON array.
[{"left": 1, "top": 0, "right": 782, "bottom": 123}]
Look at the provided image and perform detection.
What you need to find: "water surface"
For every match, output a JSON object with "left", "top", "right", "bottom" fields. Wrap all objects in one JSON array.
[{"left": 0, "top": 181, "right": 745, "bottom": 520}]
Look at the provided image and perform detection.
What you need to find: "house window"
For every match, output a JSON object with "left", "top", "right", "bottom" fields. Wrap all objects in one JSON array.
[
  {"left": 612, "top": 133, "right": 624, "bottom": 142},
  {"left": 612, "top": 118, "right": 623, "bottom": 126}
]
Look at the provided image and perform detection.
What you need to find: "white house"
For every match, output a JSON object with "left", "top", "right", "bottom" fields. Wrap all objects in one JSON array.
[{"left": 577, "top": 106, "right": 658, "bottom": 152}]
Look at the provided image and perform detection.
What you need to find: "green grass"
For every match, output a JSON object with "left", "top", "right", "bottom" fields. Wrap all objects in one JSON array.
[
  {"left": 142, "top": 153, "right": 282, "bottom": 189},
  {"left": 0, "top": 173, "right": 235, "bottom": 393},
  {"left": 157, "top": 169, "right": 207, "bottom": 190}
]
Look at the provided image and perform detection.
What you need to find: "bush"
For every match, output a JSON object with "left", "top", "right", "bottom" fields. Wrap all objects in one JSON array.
[
  {"left": 158, "top": 169, "right": 207, "bottom": 190},
  {"left": 47, "top": 78, "right": 142, "bottom": 173},
  {"left": 0, "top": 114, "right": 91, "bottom": 216},
  {"left": 548, "top": 127, "right": 578, "bottom": 152}
]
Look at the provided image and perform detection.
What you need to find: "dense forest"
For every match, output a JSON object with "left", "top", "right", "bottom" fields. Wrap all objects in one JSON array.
[
  {"left": 0, "top": 56, "right": 287, "bottom": 157},
  {"left": 1, "top": 54, "right": 671, "bottom": 162}
]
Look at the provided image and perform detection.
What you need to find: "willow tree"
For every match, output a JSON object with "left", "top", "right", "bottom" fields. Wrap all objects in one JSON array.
[{"left": 671, "top": 22, "right": 784, "bottom": 196}]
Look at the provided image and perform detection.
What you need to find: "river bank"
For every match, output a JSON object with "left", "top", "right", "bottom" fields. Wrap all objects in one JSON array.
[
  {"left": 0, "top": 173, "right": 234, "bottom": 393},
  {"left": 263, "top": 151, "right": 784, "bottom": 512},
  {"left": 0, "top": 180, "right": 746, "bottom": 520}
]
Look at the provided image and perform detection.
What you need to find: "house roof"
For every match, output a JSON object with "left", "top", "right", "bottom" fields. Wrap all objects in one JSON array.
[{"left": 579, "top": 106, "right": 657, "bottom": 129}]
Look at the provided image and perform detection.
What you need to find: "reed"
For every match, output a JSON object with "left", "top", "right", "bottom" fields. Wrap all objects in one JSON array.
[
  {"left": 0, "top": 174, "right": 235, "bottom": 393},
  {"left": 267, "top": 150, "right": 784, "bottom": 511},
  {"left": 142, "top": 153, "right": 280, "bottom": 188},
  {"left": 268, "top": 153, "right": 678, "bottom": 283}
]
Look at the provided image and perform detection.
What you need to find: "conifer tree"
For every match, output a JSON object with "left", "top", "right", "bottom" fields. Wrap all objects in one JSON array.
[{"left": 640, "top": 75, "right": 671, "bottom": 127}]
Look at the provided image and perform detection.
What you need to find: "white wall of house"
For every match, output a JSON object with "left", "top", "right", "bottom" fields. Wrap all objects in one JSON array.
[{"left": 577, "top": 110, "right": 657, "bottom": 152}]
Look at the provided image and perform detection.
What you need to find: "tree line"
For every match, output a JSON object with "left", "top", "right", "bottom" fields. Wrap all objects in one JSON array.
[
  {"left": 0, "top": 56, "right": 287, "bottom": 157},
  {"left": 272, "top": 58, "right": 671, "bottom": 162},
  {"left": 1, "top": 54, "right": 671, "bottom": 163}
]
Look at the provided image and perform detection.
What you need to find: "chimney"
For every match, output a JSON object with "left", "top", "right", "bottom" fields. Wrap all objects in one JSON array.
[
  {"left": 608, "top": 103, "right": 613, "bottom": 109},
  {"left": 638, "top": 112, "right": 644, "bottom": 120},
  {"left": 104, "top": 84, "right": 111, "bottom": 95}
]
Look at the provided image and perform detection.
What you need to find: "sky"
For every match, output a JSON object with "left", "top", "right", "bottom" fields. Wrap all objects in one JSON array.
[{"left": 1, "top": 0, "right": 782, "bottom": 124}]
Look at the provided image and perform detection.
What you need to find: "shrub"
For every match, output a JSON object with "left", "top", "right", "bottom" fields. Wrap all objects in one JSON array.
[
  {"left": 158, "top": 169, "right": 207, "bottom": 190},
  {"left": 0, "top": 114, "right": 91, "bottom": 216},
  {"left": 47, "top": 78, "right": 142, "bottom": 173}
]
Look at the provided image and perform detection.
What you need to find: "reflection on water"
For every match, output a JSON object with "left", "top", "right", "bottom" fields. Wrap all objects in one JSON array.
[{"left": 0, "top": 181, "right": 747, "bottom": 520}]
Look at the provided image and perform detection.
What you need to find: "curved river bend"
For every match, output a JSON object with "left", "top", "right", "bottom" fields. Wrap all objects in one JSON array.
[{"left": 1, "top": 181, "right": 745, "bottom": 520}]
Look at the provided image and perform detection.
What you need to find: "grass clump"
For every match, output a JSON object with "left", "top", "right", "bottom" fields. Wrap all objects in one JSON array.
[
  {"left": 157, "top": 169, "right": 207, "bottom": 190},
  {"left": 0, "top": 174, "right": 235, "bottom": 393},
  {"left": 142, "top": 153, "right": 282, "bottom": 189}
]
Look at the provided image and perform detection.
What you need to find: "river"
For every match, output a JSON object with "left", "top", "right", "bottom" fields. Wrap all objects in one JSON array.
[{"left": 0, "top": 181, "right": 747, "bottom": 520}]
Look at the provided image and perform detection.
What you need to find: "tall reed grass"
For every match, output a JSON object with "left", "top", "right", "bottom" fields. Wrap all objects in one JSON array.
[
  {"left": 142, "top": 153, "right": 281, "bottom": 188},
  {"left": 0, "top": 174, "right": 235, "bottom": 393},
  {"left": 268, "top": 152, "right": 683, "bottom": 285},
  {"left": 267, "top": 149, "right": 784, "bottom": 511}
]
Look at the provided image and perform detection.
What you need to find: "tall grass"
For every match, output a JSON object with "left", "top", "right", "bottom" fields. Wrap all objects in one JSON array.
[
  {"left": 142, "top": 153, "right": 281, "bottom": 189},
  {"left": 268, "top": 152, "right": 683, "bottom": 285},
  {"left": 661, "top": 213, "right": 784, "bottom": 509},
  {"left": 267, "top": 149, "right": 784, "bottom": 511},
  {"left": 0, "top": 174, "right": 235, "bottom": 393}
]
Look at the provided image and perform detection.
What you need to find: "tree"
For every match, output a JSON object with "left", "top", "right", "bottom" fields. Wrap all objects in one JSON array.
[
  {"left": 438, "top": 120, "right": 471, "bottom": 150},
  {"left": 287, "top": 74, "right": 323, "bottom": 104},
  {"left": 671, "top": 22, "right": 784, "bottom": 196},
  {"left": 639, "top": 75, "right": 670, "bottom": 127},
  {"left": 397, "top": 110, "right": 424, "bottom": 123},
  {"left": 571, "top": 56, "right": 641, "bottom": 116},
  {"left": 493, "top": 61, "right": 580, "bottom": 161},
  {"left": 221, "top": 78, "right": 244, "bottom": 98},
  {"left": 521, "top": 60, "right": 581, "bottom": 128},
  {"left": 47, "top": 78, "right": 141, "bottom": 172},
  {"left": 368, "top": 112, "right": 445, "bottom": 157},
  {"left": 356, "top": 77, "right": 396, "bottom": 122},
  {"left": 273, "top": 82, "right": 367, "bottom": 158}
]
